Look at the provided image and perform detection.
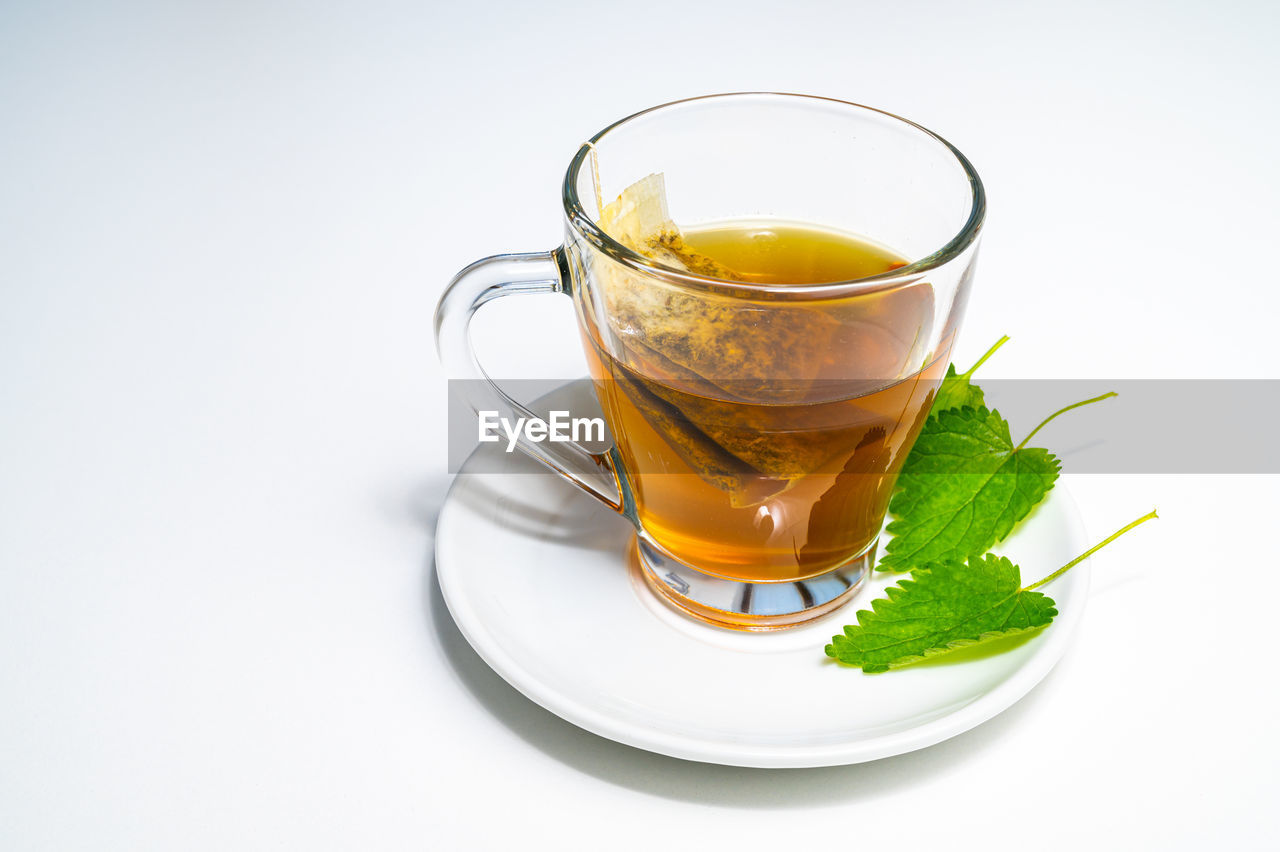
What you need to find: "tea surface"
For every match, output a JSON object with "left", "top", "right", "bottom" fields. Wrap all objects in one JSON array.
[{"left": 680, "top": 220, "right": 906, "bottom": 285}]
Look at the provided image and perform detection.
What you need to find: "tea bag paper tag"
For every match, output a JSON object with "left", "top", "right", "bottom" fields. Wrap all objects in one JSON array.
[
  {"left": 599, "top": 173, "right": 674, "bottom": 253},
  {"left": 598, "top": 173, "right": 745, "bottom": 281}
]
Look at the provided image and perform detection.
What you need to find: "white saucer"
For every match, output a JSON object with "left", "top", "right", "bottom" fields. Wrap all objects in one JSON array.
[{"left": 435, "top": 442, "right": 1090, "bottom": 768}]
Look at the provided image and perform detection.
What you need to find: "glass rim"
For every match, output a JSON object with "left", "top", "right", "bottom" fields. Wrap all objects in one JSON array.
[{"left": 561, "top": 92, "right": 986, "bottom": 299}]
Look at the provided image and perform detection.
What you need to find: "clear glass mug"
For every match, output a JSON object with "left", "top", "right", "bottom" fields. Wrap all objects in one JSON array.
[{"left": 436, "top": 93, "right": 984, "bottom": 630}]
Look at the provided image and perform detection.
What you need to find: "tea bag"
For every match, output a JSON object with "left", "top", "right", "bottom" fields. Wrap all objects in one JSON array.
[
  {"left": 597, "top": 174, "right": 846, "bottom": 399},
  {"left": 597, "top": 173, "right": 743, "bottom": 281},
  {"left": 595, "top": 173, "right": 862, "bottom": 504}
]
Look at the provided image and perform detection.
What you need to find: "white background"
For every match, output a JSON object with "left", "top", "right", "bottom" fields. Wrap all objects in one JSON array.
[{"left": 2, "top": 0, "right": 1278, "bottom": 849}]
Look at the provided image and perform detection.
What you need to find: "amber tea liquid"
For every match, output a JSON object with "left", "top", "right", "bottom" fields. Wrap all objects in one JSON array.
[{"left": 582, "top": 221, "right": 950, "bottom": 583}]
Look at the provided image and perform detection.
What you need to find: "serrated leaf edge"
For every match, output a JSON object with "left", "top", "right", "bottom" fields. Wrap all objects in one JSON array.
[{"left": 824, "top": 555, "right": 1060, "bottom": 672}]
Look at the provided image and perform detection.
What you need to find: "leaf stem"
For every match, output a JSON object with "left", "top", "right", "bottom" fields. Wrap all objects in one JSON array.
[
  {"left": 1024, "top": 510, "right": 1159, "bottom": 591},
  {"left": 960, "top": 335, "right": 1010, "bottom": 378},
  {"left": 1016, "top": 391, "right": 1118, "bottom": 451}
]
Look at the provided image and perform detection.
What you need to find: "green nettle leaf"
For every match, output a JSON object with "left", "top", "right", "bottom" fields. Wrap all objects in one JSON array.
[
  {"left": 826, "top": 334, "right": 1148, "bottom": 672},
  {"left": 881, "top": 406, "right": 1061, "bottom": 571},
  {"left": 827, "top": 554, "right": 1056, "bottom": 673},
  {"left": 930, "top": 335, "right": 1008, "bottom": 415},
  {"left": 881, "top": 390, "right": 1118, "bottom": 573},
  {"left": 827, "top": 511, "right": 1158, "bottom": 672}
]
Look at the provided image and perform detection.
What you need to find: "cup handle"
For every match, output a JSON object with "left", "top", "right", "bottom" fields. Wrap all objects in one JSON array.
[{"left": 434, "top": 249, "right": 625, "bottom": 512}]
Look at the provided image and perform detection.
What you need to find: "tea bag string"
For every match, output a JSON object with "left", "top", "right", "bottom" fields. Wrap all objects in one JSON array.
[{"left": 584, "top": 140, "right": 604, "bottom": 216}]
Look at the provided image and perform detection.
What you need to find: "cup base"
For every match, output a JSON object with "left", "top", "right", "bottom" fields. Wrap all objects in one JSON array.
[{"left": 630, "top": 534, "right": 874, "bottom": 631}]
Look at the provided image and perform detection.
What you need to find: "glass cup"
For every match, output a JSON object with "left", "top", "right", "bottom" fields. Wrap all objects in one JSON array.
[{"left": 436, "top": 93, "right": 984, "bottom": 630}]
